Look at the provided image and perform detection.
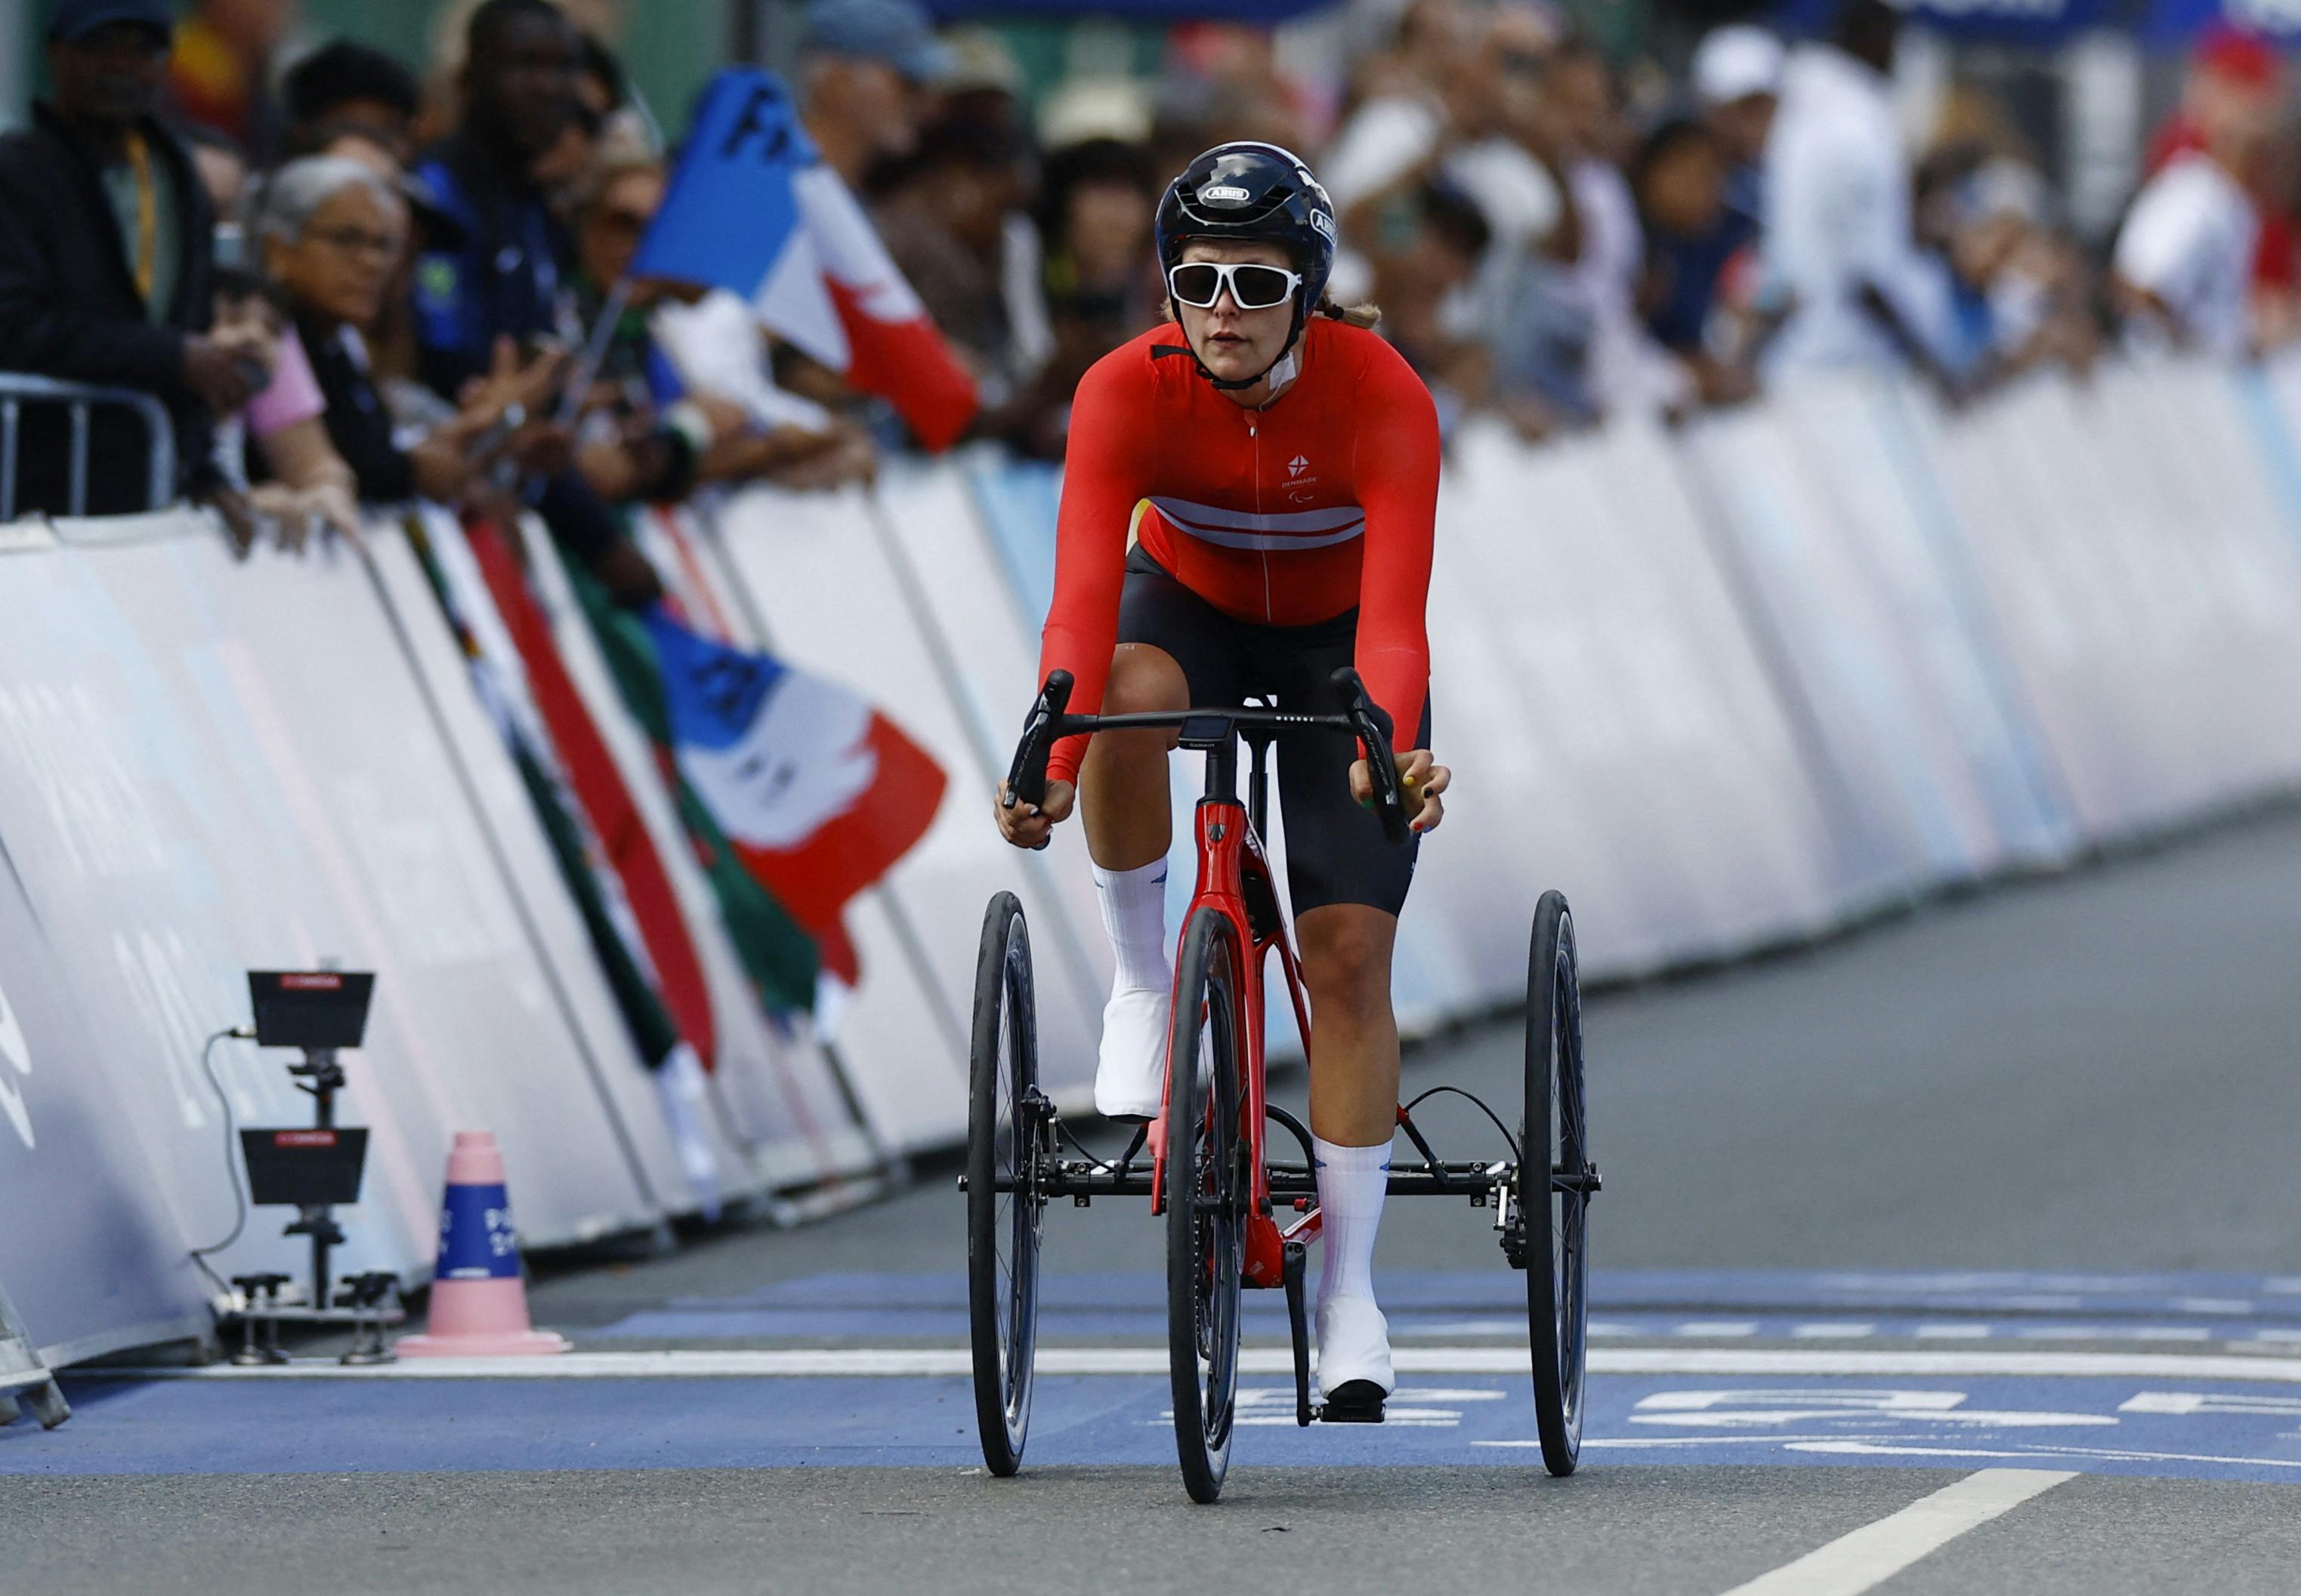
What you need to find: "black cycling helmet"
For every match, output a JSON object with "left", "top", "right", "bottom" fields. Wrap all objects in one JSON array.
[{"left": 1154, "top": 141, "right": 1338, "bottom": 389}]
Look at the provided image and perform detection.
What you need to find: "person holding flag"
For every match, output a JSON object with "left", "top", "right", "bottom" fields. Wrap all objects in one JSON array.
[
  {"left": 993, "top": 144, "right": 1450, "bottom": 1424},
  {"left": 627, "top": 62, "right": 980, "bottom": 451}
]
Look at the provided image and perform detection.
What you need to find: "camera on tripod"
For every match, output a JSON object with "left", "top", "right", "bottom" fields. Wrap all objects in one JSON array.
[{"left": 227, "top": 971, "right": 404, "bottom": 1366}]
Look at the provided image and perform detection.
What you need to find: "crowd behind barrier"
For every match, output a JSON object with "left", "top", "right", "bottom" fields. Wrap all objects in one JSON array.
[{"left": 7, "top": 354, "right": 2301, "bottom": 1367}]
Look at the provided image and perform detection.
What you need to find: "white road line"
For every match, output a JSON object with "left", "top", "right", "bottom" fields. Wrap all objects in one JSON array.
[
  {"left": 72, "top": 1347, "right": 2301, "bottom": 1381},
  {"left": 1713, "top": 1468, "right": 2074, "bottom": 1596}
]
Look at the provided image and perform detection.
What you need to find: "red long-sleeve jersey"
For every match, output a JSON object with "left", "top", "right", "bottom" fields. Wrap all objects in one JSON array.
[{"left": 1037, "top": 316, "right": 1441, "bottom": 784}]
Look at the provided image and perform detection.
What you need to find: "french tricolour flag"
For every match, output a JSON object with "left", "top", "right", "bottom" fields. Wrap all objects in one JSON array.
[
  {"left": 632, "top": 69, "right": 978, "bottom": 452},
  {"left": 644, "top": 607, "right": 945, "bottom": 984}
]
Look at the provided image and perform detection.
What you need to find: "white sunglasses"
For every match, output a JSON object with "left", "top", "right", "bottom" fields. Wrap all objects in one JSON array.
[{"left": 1166, "top": 261, "right": 1303, "bottom": 311}]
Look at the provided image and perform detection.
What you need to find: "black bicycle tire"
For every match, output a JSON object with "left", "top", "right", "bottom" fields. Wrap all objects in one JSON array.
[
  {"left": 1166, "top": 906, "right": 1244, "bottom": 1504},
  {"left": 1523, "top": 889, "right": 1589, "bottom": 1477},
  {"left": 968, "top": 891, "right": 1041, "bottom": 1476}
]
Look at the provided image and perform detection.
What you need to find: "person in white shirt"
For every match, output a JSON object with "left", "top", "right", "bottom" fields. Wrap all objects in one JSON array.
[
  {"left": 2111, "top": 54, "right": 2276, "bottom": 358},
  {"left": 1761, "top": 0, "right": 1953, "bottom": 381}
]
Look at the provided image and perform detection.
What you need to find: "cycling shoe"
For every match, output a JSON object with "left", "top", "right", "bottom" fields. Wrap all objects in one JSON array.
[
  {"left": 1321, "top": 1379, "right": 1387, "bottom": 1423},
  {"left": 1093, "top": 986, "right": 1169, "bottom": 1121}
]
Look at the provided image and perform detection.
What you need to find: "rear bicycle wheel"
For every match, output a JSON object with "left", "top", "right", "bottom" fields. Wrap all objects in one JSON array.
[
  {"left": 968, "top": 892, "right": 1043, "bottom": 1475},
  {"left": 1521, "top": 889, "right": 1589, "bottom": 1476},
  {"left": 1166, "top": 906, "right": 1246, "bottom": 1505}
]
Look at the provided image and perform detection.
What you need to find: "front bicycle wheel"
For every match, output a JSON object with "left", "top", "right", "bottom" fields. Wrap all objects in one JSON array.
[
  {"left": 1166, "top": 906, "right": 1246, "bottom": 1505},
  {"left": 1521, "top": 889, "right": 1589, "bottom": 1477},
  {"left": 968, "top": 891, "right": 1043, "bottom": 1476}
]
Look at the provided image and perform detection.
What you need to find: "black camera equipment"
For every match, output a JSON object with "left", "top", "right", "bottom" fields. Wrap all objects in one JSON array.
[{"left": 229, "top": 971, "right": 403, "bottom": 1365}]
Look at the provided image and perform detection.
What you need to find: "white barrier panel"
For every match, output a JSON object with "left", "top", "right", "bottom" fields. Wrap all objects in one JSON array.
[
  {"left": 1911, "top": 366, "right": 2301, "bottom": 836},
  {"left": 0, "top": 517, "right": 672, "bottom": 1301},
  {"left": 1694, "top": 375, "right": 2077, "bottom": 885},
  {"left": 0, "top": 860, "right": 215, "bottom": 1365},
  {"left": 1435, "top": 418, "right": 1849, "bottom": 983},
  {"left": 500, "top": 511, "right": 885, "bottom": 1187}
]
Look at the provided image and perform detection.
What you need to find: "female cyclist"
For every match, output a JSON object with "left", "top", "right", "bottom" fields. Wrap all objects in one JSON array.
[{"left": 993, "top": 142, "right": 1449, "bottom": 1422}]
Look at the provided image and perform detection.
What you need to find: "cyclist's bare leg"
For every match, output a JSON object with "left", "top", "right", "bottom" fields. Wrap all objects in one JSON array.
[
  {"left": 1079, "top": 643, "right": 1186, "bottom": 869},
  {"left": 1079, "top": 644, "right": 1188, "bottom": 1119},
  {"left": 1296, "top": 905, "right": 1402, "bottom": 1145},
  {"left": 1297, "top": 903, "right": 1401, "bottom": 1401}
]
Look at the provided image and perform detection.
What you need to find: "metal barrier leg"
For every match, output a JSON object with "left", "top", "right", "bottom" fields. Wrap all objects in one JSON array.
[
  {"left": 68, "top": 403, "right": 88, "bottom": 517},
  {"left": 2, "top": 398, "right": 17, "bottom": 522}
]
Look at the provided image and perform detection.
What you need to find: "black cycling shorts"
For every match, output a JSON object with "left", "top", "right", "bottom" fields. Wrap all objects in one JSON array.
[{"left": 1115, "top": 547, "right": 1427, "bottom": 918}]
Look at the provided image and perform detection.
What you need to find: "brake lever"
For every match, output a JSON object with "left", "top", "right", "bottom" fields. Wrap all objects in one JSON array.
[
  {"left": 1330, "top": 667, "right": 1410, "bottom": 847},
  {"left": 1005, "top": 671, "right": 1074, "bottom": 826}
]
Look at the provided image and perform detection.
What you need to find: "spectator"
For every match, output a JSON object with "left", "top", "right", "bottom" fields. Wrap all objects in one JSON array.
[
  {"left": 282, "top": 39, "right": 425, "bottom": 166},
  {"left": 534, "top": 29, "right": 642, "bottom": 198},
  {"left": 1634, "top": 117, "right": 1754, "bottom": 405},
  {"left": 566, "top": 146, "right": 863, "bottom": 496},
  {"left": 406, "top": 0, "right": 659, "bottom": 604},
  {"left": 207, "top": 265, "right": 363, "bottom": 548},
  {"left": 258, "top": 154, "right": 520, "bottom": 505},
  {"left": 0, "top": 0, "right": 252, "bottom": 520},
  {"left": 1690, "top": 23, "right": 1782, "bottom": 207},
  {"left": 1763, "top": 0, "right": 1956, "bottom": 384},
  {"left": 873, "top": 115, "right": 1043, "bottom": 391},
  {"left": 1678, "top": 23, "right": 1780, "bottom": 384},
  {"left": 798, "top": 0, "right": 950, "bottom": 188},
  {"left": 1493, "top": 39, "right": 1687, "bottom": 428},
  {"left": 1035, "top": 136, "right": 1160, "bottom": 369},
  {"left": 1367, "top": 181, "right": 1493, "bottom": 431},
  {"left": 2114, "top": 29, "right": 2279, "bottom": 357},
  {"left": 409, "top": 0, "right": 583, "bottom": 399}
]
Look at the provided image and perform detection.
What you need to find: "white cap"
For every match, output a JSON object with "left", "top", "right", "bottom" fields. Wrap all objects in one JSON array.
[{"left": 1691, "top": 25, "right": 1786, "bottom": 107}]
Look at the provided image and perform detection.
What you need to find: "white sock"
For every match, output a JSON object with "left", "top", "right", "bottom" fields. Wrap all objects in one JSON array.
[
  {"left": 1314, "top": 1134, "right": 1392, "bottom": 1311},
  {"left": 1094, "top": 858, "right": 1170, "bottom": 994}
]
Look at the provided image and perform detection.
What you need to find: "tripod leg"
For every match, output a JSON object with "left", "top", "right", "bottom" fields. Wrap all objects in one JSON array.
[{"left": 1283, "top": 1239, "right": 1314, "bottom": 1426}]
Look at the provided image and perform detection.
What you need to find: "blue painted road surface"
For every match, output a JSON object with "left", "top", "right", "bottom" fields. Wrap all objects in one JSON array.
[
  {"left": 15, "top": 1273, "right": 2301, "bottom": 1488},
  {"left": 9, "top": 1370, "right": 2301, "bottom": 1482},
  {"left": 591, "top": 1270, "right": 2301, "bottom": 1350}
]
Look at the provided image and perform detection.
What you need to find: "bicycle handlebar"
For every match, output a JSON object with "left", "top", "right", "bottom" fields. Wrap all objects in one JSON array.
[{"left": 1002, "top": 667, "right": 1412, "bottom": 846}]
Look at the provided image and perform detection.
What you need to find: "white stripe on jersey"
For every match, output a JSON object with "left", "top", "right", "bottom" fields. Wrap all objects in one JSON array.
[{"left": 1146, "top": 495, "right": 1366, "bottom": 551}]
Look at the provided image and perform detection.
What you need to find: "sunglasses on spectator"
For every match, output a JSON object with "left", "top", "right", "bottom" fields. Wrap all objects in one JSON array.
[
  {"left": 307, "top": 225, "right": 405, "bottom": 259},
  {"left": 1166, "top": 261, "right": 1302, "bottom": 311}
]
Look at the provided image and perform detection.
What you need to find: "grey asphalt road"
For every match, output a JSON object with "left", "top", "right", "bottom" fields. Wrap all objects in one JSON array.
[{"left": 11, "top": 807, "right": 2301, "bottom": 1594}]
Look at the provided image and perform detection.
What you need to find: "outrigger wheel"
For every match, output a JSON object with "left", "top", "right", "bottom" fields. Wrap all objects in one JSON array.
[
  {"left": 1518, "top": 889, "right": 1595, "bottom": 1477},
  {"left": 967, "top": 892, "right": 1046, "bottom": 1475}
]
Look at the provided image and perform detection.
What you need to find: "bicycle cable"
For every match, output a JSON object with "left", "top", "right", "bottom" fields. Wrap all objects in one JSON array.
[
  {"left": 1055, "top": 1114, "right": 1146, "bottom": 1175},
  {"left": 1401, "top": 1085, "right": 1522, "bottom": 1164}
]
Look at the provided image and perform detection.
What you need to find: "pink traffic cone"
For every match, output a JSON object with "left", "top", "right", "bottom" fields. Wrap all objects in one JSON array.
[{"left": 398, "top": 1131, "right": 570, "bottom": 1357}]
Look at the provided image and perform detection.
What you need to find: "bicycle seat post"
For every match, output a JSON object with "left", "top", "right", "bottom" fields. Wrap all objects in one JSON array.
[
  {"left": 1243, "top": 725, "right": 1275, "bottom": 841},
  {"left": 1201, "top": 724, "right": 1240, "bottom": 808}
]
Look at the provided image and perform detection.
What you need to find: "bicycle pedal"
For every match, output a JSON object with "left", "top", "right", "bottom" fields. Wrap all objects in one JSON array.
[{"left": 1319, "top": 1380, "right": 1387, "bottom": 1424}]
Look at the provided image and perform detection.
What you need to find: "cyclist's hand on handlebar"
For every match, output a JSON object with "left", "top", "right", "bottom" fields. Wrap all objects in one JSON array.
[
  {"left": 995, "top": 778, "right": 1075, "bottom": 849},
  {"left": 1349, "top": 750, "right": 1450, "bottom": 835}
]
